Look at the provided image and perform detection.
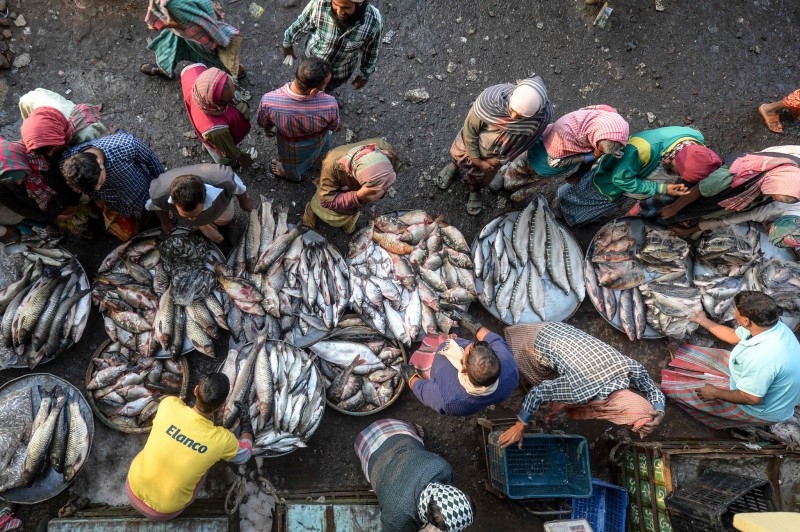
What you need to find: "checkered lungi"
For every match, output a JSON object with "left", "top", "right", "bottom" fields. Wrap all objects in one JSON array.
[
  {"left": 557, "top": 170, "right": 627, "bottom": 226},
  {"left": 277, "top": 131, "right": 332, "bottom": 182},
  {"left": 354, "top": 419, "right": 423, "bottom": 482},
  {"left": 661, "top": 344, "right": 768, "bottom": 429}
]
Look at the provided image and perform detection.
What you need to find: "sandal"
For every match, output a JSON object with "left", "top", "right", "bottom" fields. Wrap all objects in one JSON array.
[
  {"left": 436, "top": 163, "right": 458, "bottom": 190},
  {"left": 139, "top": 63, "right": 171, "bottom": 79},
  {"left": 466, "top": 192, "right": 482, "bottom": 216},
  {"left": 759, "top": 104, "right": 783, "bottom": 134}
]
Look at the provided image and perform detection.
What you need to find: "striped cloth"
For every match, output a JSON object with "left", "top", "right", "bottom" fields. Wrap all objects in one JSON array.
[
  {"left": 354, "top": 419, "right": 422, "bottom": 482},
  {"left": 542, "top": 105, "right": 629, "bottom": 159},
  {"left": 0, "top": 138, "right": 56, "bottom": 211},
  {"left": 661, "top": 344, "right": 768, "bottom": 429},
  {"left": 191, "top": 67, "right": 229, "bottom": 115},
  {"left": 145, "top": 0, "right": 239, "bottom": 50},
  {"left": 283, "top": 0, "right": 383, "bottom": 81},
  {"left": 557, "top": 171, "right": 628, "bottom": 226}
]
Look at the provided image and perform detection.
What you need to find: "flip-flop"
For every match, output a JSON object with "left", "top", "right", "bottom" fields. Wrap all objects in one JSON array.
[
  {"left": 139, "top": 63, "right": 171, "bottom": 79},
  {"left": 466, "top": 192, "right": 482, "bottom": 215},
  {"left": 759, "top": 104, "right": 783, "bottom": 134},
  {"left": 436, "top": 163, "right": 457, "bottom": 190}
]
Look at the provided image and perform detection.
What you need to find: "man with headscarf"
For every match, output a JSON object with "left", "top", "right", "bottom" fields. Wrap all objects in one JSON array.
[
  {"left": 181, "top": 63, "right": 253, "bottom": 168},
  {"left": 141, "top": 0, "right": 243, "bottom": 80},
  {"left": 282, "top": 0, "right": 383, "bottom": 94},
  {"left": 302, "top": 137, "right": 399, "bottom": 233},
  {"left": 436, "top": 76, "right": 553, "bottom": 215},
  {"left": 0, "top": 137, "right": 56, "bottom": 235},
  {"left": 497, "top": 322, "right": 666, "bottom": 449},
  {"left": 405, "top": 312, "right": 519, "bottom": 417},
  {"left": 500, "top": 105, "right": 629, "bottom": 202},
  {"left": 354, "top": 418, "right": 474, "bottom": 532}
]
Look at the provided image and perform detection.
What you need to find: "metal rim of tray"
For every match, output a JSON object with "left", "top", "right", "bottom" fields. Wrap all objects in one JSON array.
[
  {"left": 84, "top": 339, "right": 189, "bottom": 434},
  {"left": 6, "top": 244, "right": 92, "bottom": 370},
  {"left": 309, "top": 325, "right": 407, "bottom": 417},
  {"left": 584, "top": 217, "right": 698, "bottom": 340},
  {"left": 96, "top": 228, "right": 226, "bottom": 358},
  {"left": 0, "top": 373, "right": 95, "bottom": 504},
  {"left": 470, "top": 208, "right": 584, "bottom": 326}
]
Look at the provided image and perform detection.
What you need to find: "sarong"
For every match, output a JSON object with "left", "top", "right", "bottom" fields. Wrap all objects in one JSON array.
[
  {"left": 559, "top": 389, "right": 656, "bottom": 431},
  {"left": 306, "top": 192, "right": 359, "bottom": 233},
  {"left": 503, "top": 323, "right": 559, "bottom": 386},
  {"left": 409, "top": 333, "right": 449, "bottom": 379},
  {"left": 126, "top": 475, "right": 205, "bottom": 521},
  {"left": 354, "top": 419, "right": 422, "bottom": 482},
  {"left": 149, "top": 30, "right": 228, "bottom": 77},
  {"left": 557, "top": 171, "right": 627, "bottom": 226},
  {"left": 661, "top": 344, "right": 768, "bottom": 429},
  {"left": 277, "top": 131, "right": 332, "bottom": 182}
]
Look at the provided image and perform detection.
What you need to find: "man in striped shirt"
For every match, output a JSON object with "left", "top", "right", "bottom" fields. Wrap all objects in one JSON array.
[
  {"left": 282, "top": 0, "right": 383, "bottom": 93},
  {"left": 257, "top": 58, "right": 340, "bottom": 183}
]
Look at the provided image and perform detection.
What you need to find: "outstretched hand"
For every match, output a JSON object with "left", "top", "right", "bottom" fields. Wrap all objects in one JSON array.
[{"left": 498, "top": 421, "right": 526, "bottom": 449}]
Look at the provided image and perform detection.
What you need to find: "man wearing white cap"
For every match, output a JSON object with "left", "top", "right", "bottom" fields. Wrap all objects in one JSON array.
[
  {"left": 437, "top": 76, "right": 553, "bottom": 215},
  {"left": 282, "top": 0, "right": 383, "bottom": 94}
]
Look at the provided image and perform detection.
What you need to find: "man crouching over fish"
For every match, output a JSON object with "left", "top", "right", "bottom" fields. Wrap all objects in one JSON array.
[
  {"left": 406, "top": 311, "right": 518, "bottom": 416},
  {"left": 661, "top": 292, "right": 800, "bottom": 429},
  {"left": 498, "top": 322, "right": 665, "bottom": 448},
  {"left": 126, "top": 373, "right": 253, "bottom": 520},
  {"left": 355, "top": 418, "right": 474, "bottom": 532},
  {"left": 147, "top": 163, "right": 255, "bottom": 243},
  {"left": 302, "top": 138, "right": 400, "bottom": 234}
]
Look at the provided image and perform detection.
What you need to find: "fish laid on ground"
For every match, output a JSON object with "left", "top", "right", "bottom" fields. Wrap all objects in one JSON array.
[
  {"left": 473, "top": 196, "right": 584, "bottom": 325},
  {"left": 348, "top": 212, "right": 475, "bottom": 345}
]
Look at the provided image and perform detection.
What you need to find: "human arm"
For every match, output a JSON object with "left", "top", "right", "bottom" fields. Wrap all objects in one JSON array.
[
  {"left": 688, "top": 311, "right": 742, "bottom": 345},
  {"left": 461, "top": 109, "right": 499, "bottom": 169},
  {"left": 281, "top": 0, "right": 317, "bottom": 50},
  {"left": 203, "top": 128, "right": 253, "bottom": 168},
  {"left": 411, "top": 374, "right": 452, "bottom": 415},
  {"left": 130, "top": 137, "right": 165, "bottom": 178},
  {"left": 698, "top": 202, "right": 792, "bottom": 231},
  {"left": 354, "top": 15, "right": 383, "bottom": 89},
  {"left": 696, "top": 384, "right": 763, "bottom": 405},
  {"left": 660, "top": 186, "right": 701, "bottom": 219},
  {"left": 255, "top": 98, "right": 275, "bottom": 134},
  {"left": 154, "top": 209, "right": 175, "bottom": 233}
]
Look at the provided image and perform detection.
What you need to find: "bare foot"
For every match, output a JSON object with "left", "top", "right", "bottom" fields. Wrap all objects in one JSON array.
[
  {"left": 270, "top": 159, "right": 285, "bottom": 177},
  {"left": 759, "top": 104, "right": 783, "bottom": 134}
]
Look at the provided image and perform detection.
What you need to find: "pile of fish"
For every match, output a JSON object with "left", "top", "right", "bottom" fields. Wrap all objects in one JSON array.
[
  {"left": 696, "top": 224, "right": 761, "bottom": 277},
  {"left": 637, "top": 226, "right": 690, "bottom": 283},
  {"left": 0, "top": 384, "right": 90, "bottom": 493},
  {"left": 224, "top": 196, "right": 349, "bottom": 345},
  {"left": 590, "top": 221, "right": 645, "bottom": 290},
  {"left": 694, "top": 276, "right": 745, "bottom": 322},
  {"left": 311, "top": 323, "right": 404, "bottom": 414},
  {"left": 584, "top": 260, "right": 647, "bottom": 341},
  {"left": 0, "top": 241, "right": 91, "bottom": 369},
  {"left": 220, "top": 338, "right": 325, "bottom": 456},
  {"left": 639, "top": 283, "right": 702, "bottom": 339},
  {"left": 473, "top": 196, "right": 585, "bottom": 323},
  {"left": 94, "top": 231, "right": 226, "bottom": 358},
  {"left": 751, "top": 259, "right": 800, "bottom": 316},
  {"left": 347, "top": 211, "right": 475, "bottom": 344},
  {"left": 88, "top": 342, "right": 186, "bottom": 431}
]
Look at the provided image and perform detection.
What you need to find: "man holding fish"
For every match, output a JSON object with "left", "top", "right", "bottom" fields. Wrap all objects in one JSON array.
[
  {"left": 126, "top": 373, "right": 253, "bottom": 520},
  {"left": 407, "top": 311, "right": 519, "bottom": 417}
]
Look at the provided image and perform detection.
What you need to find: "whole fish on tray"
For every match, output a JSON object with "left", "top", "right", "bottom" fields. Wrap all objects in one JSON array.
[
  {"left": 348, "top": 211, "right": 475, "bottom": 344},
  {"left": 0, "top": 384, "right": 91, "bottom": 492},
  {"left": 637, "top": 226, "right": 690, "bottom": 278},
  {"left": 220, "top": 339, "right": 324, "bottom": 456},
  {"left": 88, "top": 341, "right": 186, "bottom": 431},
  {"left": 0, "top": 239, "right": 91, "bottom": 369},
  {"left": 473, "top": 196, "right": 584, "bottom": 324},
  {"left": 224, "top": 196, "right": 349, "bottom": 345},
  {"left": 754, "top": 259, "right": 800, "bottom": 315},
  {"left": 696, "top": 223, "right": 761, "bottom": 276},
  {"left": 640, "top": 283, "right": 702, "bottom": 339}
]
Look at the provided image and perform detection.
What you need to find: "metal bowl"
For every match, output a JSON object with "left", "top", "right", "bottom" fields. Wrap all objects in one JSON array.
[
  {"left": 471, "top": 209, "right": 584, "bottom": 325},
  {"left": 311, "top": 325, "right": 407, "bottom": 417},
  {"left": 0, "top": 373, "right": 94, "bottom": 504},
  {"left": 84, "top": 340, "right": 189, "bottom": 434}
]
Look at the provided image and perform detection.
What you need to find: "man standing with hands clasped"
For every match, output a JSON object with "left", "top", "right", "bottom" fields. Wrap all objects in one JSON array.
[{"left": 281, "top": 0, "right": 383, "bottom": 94}]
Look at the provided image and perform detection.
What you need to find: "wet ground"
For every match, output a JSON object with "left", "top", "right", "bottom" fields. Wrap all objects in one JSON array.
[{"left": 1, "top": 0, "right": 799, "bottom": 529}]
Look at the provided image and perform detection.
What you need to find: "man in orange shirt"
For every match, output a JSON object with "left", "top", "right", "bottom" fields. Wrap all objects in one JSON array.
[{"left": 126, "top": 373, "right": 253, "bottom": 520}]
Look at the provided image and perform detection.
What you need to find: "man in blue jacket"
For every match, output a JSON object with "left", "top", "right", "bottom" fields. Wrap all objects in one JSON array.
[{"left": 407, "top": 312, "right": 519, "bottom": 416}]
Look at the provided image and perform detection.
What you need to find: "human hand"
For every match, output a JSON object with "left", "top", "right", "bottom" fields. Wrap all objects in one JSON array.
[
  {"left": 498, "top": 421, "right": 526, "bottom": 449},
  {"left": 234, "top": 400, "right": 253, "bottom": 434},
  {"left": 666, "top": 183, "right": 690, "bottom": 196},
  {"left": 635, "top": 411, "right": 665, "bottom": 438},
  {"left": 352, "top": 75, "right": 368, "bottom": 90},
  {"left": 667, "top": 224, "right": 699, "bottom": 237},
  {"left": 160, "top": 219, "right": 175, "bottom": 234},
  {"left": 282, "top": 47, "right": 296, "bottom": 67},
  {"left": 688, "top": 310, "right": 709, "bottom": 324},
  {"left": 207, "top": 229, "right": 224, "bottom": 244},
  {"left": 264, "top": 126, "right": 277, "bottom": 138},
  {"left": 356, "top": 186, "right": 385, "bottom": 204},
  {"left": 238, "top": 152, "right": 254, "bottom": 169},
  {"left": 237, "top": 194, "right": 255, "bottom": 212},
  {"left": 659, "top": 204, "right": 680, "bottom": 219},
  {"left": 697, "top": 384, "right": 718, "bottom": 401}
]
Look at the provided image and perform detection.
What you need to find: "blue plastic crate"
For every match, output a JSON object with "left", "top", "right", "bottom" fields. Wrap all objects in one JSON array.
[
  {"left": 487, "top": 432, "right": 592, "bottom": 500},
  {"left": 571, "top": 479, "right": 628, "bottom": 532}
]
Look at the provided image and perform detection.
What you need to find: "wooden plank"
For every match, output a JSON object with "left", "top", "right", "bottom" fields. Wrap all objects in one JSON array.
[{"left": 48, "top": 516, "right": 229, "bottom": 532}]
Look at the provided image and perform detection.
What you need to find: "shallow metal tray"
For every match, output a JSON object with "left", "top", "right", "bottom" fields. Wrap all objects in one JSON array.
[
  {"left": 471, "top": 209, "right": 584, "bottom": 325},
  {"left": 585, "top": 217, "right": 694, "bottom": 339},
  {"left": 0, "top": 373, "right": 94, "bottom": 504}
]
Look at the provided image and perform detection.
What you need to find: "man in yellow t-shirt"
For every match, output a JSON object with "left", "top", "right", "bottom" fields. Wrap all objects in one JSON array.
[{"left": 126, "top": 373, "right": 253, "bottom": 520}]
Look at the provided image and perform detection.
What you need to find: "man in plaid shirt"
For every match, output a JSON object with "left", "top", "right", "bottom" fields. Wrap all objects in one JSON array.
[
  {"left": 498, "top": 322, "right": 666, "bottom": 447},
  {"left": 282, "top": 0, "right": 383, "bottom": 93}
]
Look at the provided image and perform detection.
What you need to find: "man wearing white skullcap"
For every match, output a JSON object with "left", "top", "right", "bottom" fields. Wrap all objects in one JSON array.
[{"left": 436, "top": 76, "right": 553, "bottom": 215}]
